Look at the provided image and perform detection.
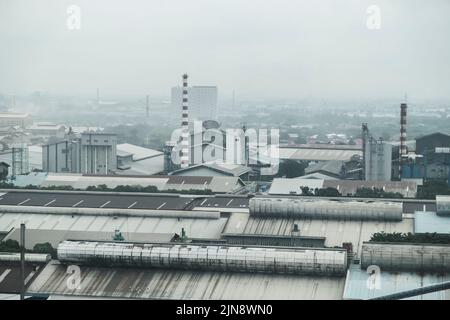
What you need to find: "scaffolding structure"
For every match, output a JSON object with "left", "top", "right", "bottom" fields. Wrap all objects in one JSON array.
[{"left": 11, "top": 144, "right": 29, "bottom": 178}]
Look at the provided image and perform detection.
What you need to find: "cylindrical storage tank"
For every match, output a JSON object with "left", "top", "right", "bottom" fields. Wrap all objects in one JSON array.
[
  {"left": 361, "top": 242, "right": 450, "bottom": 272},
  {"left": 57, "top": 241, "right": 348, "bottom": 276},
  {"left": 0, "top": 253, "right": 51, "bottom": 263},
  {"left": 249, "top": 198, "right": 403, "bottom": 221},
  {"left": 436, "top": 195, "right": 450, "bottom": 216}
]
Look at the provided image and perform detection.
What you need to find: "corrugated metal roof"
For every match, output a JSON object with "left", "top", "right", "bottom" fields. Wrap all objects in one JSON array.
[
  {"left": 223, "top": 213, "right": 414, "bottom": 258},
  {"left": 343, "top": 264, "right": 450, "bottom": 300},
  {"left": 115, "top": 155, "right": 164, "bottom": 176},
  {"left": 36, "top": 174, "right": 241, "bottom": 193},
  {"left": 324, "top": 180, "right": 418, "bottom": 198},
  {"left": 171, "top": 162, "right": 251, "bottom": 177},
  {"left": 280, "top": 148, "right": 361, "bottom": 161},
  {"left": 117, "top": 143, "right": 162, "bottom": 161},
  {"left": 166, "top": 176, "right": 213, "bottom": 185},
  {"left": 305, "top": 161, "right": 344, "bottom": 176},
  {"left": 3, "top": 228, "right": 176, "bottom": 249},
  {"left": 0, "top": 213, "right": 228, "bottom": 240},
  {"left": 269, "top": 178, "right": 324, "bottom": 195},
  {"left": 41, "top": 173, "right": 168, "bottom": 189},
  {"left": 269, "top": 178, "right": 418, "bottom": 198},
  {"left": 27, "top": 261, "right": 345, "bottom": 300},
  {"left": 300, "top": 172, "right": 339, "bottom": 180}
]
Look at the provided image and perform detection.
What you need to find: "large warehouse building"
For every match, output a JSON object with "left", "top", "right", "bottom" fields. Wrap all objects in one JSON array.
[{"left": 0, "top": 189, "right": 449, "bottom": 300}]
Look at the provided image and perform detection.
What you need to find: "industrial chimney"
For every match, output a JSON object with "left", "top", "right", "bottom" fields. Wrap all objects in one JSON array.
[
  {"left": 399, "top": 103, "right": 408, "bottom": 179},
  {"left": 180, "top": 74, "right": 189, "bottom": 168}
]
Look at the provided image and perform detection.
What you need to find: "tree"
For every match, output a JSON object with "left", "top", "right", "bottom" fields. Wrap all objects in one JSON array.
[
  {"left": 0, "top": 239, "right": 21, "bottom": 252},
  {"left": 315, "top": 187, "right": 341, "bottom": 197},
  {"left": 276, "top": 160, "right": 307, "bottom": 178},
  {"left": 300, "top": 186, "right": 314, "bottom": 196},
  {"left": 355, "top": 187, "right": 403, "bottom": 199},
  {"left": 370, "top": 232, "right": 450, "bottom": 244},
  {"left": 33, "top": 242, "right": 57, "bottom": 258},
  {"left": 416, "top": 180, "right": 450, "bottom": 199}
]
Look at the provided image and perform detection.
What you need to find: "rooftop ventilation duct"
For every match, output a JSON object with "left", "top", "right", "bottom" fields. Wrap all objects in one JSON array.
[
  {"left": 249, "top": 198, "right": 403, "bottom": 221},
  {"left": 361, "top": 242, "right": 450, "bottom": 273},
  {"left": 57, "top": 241, "right": 348, "bottom": 276}
]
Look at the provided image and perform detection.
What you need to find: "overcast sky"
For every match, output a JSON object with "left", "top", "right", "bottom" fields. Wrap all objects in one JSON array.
[{"left": 1, "top": 0, "right": 449, "bottom": 101}]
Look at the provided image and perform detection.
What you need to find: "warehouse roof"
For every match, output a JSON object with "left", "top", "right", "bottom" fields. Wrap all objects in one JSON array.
[
  {"left": 223, "top": 212, "right": 414, "bottom": 258},
  {"left": 269, "top": 178, "right": 418, "bottom": 198},
  {"left": 269, "top": 178, "right": 324, "bottom": 195},
  {"left": 0, "top": 213, "right": 228, "bottom": 240},
  {"left": 30, "top": 173, "right": 243, "bottom": 193},
  {"left": 0, "top": 112, "right": 30, "bottom": 118},
  {"left": 27, "top": 261, "right": 345, "bottom": 300},
  {"left": 305, "top": 160, "right": 344, "bottom": 177},
  {"left": 279, "top": 147, "right": 361, "bottom": 161},
  {"left": 116, "top": 143, "right": 162, "bottom": 161},
  {"left": 115, "top": 155, "right": 164, "bottom": 175},
  {"left": 0, "top": 261, "right": 46, "bottom": 294},
  {"left": 300, "top": 172, "right": 339, "bottom": 180},
  {"left": 323, "top": 180, "right": 418, "bottom": 198},
  {"left": 171, "top": 162, "right": 251, "bottom": 177},
  {"left": 0, "top": 190, "right": 196, "bottom": 210},
  {"left": 3, "top": 228, "right": 176, "bottom": 249}
]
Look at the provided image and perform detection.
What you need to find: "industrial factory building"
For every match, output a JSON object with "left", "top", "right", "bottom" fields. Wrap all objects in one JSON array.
[
  {"left": 42, "top": 132, "right": 117, "bottom": 175},
  {"left": 402, "top": 132, "right": 450, "bottom": 181},
  {"left": 268, "top": 178, "right": 418, "bottom": 198},
  {"left": 5, "top": 172, "right": 246, "bottom": 194},
  {"left": 0, "top": 188, "right": 449, "bottom": 300},
  {"left": 0, "top": 112, "right": 32, "bottom": 128},
  {"left": 279, "top": 144, "right": 362, "bottom": 162}
]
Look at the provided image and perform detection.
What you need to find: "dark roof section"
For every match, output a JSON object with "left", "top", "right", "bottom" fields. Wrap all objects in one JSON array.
[
  {"left": 0, "top": 263, "right": 46, "bottom": 294},
  {"left": 166, "top": 176, "right": 213, "bottom": 185},
  {"left": 0, "top": 191, "right": 196, "bottom": 211},
  {"left": 416, "top": 132, "right": 450, "bottom": 140}
]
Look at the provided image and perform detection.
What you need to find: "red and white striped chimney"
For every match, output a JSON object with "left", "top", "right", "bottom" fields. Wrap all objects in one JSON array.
[
  {"left": 180, "top": 74, "right": 189, "bottom": 168},
  {"left": 399, "top": 103, "right": 407, "bottom": 179}
]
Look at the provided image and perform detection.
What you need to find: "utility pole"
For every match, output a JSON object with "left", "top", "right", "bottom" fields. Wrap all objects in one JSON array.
[{"left": 20, "top": 223, "right": 26, "bottom": 300}]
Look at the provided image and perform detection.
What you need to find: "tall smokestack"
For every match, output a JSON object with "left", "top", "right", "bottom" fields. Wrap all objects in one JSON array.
[
  {"left": 362, "top": 123, "right": 369, "bottom": 180},
  {"left": 399, "top": 103, "right": 408, "bottom": 179},
  {"left": 180, "top": 74, "right": 189, "bottom": 168}
]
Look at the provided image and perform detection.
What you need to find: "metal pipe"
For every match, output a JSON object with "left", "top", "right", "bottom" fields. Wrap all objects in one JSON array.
[
  {"left": 20, "top": 223, "right": 25, "bottom": 300},
  {"left": 368, "top": 280, "right": 450, "bottom": 300}
]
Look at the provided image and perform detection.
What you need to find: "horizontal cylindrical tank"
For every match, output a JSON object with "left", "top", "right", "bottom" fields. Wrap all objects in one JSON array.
[
  {"left": 249, "top": 198, "right": 403, "bottom": 221},
  {"left": 436, "top": 195, "right": 450, "bottom": 216},
  {"left": 361, "top": 242, "right": 450, "bottom": 272},
  {"left": 0, "top": 205, "right": 219, "bottom": 220},
  {"left": 57, "top": 241, "right": 348, "bottom": 276},
  {"left": 0, "top": 252, "right": 51, "bottom": 263}
]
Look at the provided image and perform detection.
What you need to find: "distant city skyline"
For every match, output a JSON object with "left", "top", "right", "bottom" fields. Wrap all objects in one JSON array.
[{"left": 1, "top": 0, "right": 450, "bottom": 101}]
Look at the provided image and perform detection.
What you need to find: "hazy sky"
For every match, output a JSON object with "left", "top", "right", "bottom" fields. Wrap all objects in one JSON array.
[{"left": 1, "top": 0, "right": 449, "bottom": 100}]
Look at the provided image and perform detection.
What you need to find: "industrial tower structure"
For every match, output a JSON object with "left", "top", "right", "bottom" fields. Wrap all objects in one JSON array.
[
  {"left": 180, "top": 74, "right": 189, "bottom": 168},
  {"left": 399, "top": 103, "right": 408, "bottom": 179}
]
